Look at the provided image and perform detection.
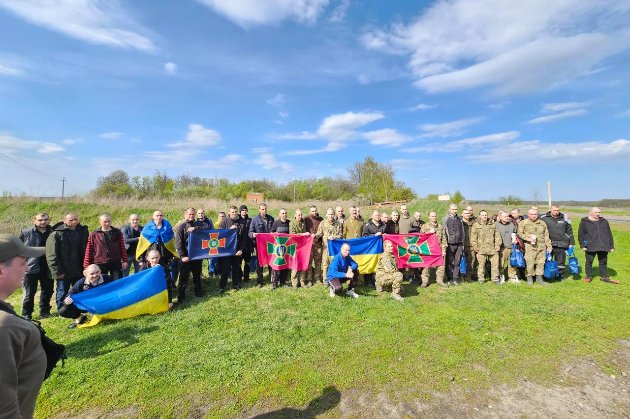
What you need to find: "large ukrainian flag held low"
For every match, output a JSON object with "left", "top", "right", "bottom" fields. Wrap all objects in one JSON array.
[
  {"left": 328, "top": 236, "right": 383, "bottom": 274},
  {"left": 188, "top": 229, "right": 237, "bottom": 260},
  {"left": 136, "top": 219, "right": 178, "bottom": 259},
  {"left": 72, "top": 266, "right": 169, "bottom": 327}
]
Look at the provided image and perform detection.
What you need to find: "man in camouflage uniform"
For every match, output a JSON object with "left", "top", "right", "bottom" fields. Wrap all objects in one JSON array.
[
  {"left": 290, "top": 209, "right": 311, "bottom": 288},
  {"left": 375, "top": 240, "right": 404, "bottom": 301},
  {"left": 517, "top": 208, "right": 552, "bottom": 285},
  {"left": 470, "top": 210, "right": 501, "bottom": 283},
  {"left": 342, "top": 206, "right": 363, "bottom": 239},
  {"left": 420, "top": 211, "right": 447, "bottom": 288},
  {"left": 461, "top": 208, "right": 476, "bottom": 282},
  {"left": 304, "top": 205, "right": 323, "bottom": 285},
  {"left": 315, "top": 208, "right": 342, "bottom": 284}
]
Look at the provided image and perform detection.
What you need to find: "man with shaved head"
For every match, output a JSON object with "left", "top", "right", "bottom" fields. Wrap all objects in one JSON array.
[
  {"left": 578, "top": 208, "right": 616, "bottom": 284},
  {"left": 83, "top": 214, "right": 128, "bottom": 280},
  {"left": 46, "top": 213, "right": 89, "bottom": 310},
  {"left": 121, "top": 214, "right": 143, "bottom": 277}
]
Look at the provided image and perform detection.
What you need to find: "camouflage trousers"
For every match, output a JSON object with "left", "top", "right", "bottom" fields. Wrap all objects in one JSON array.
[
  {"left": 376, "top": 271, "right": 403, "bottom": 295},
  {"left": 525, "top": 248, "right": 546, "bottom": 276},
  {"left": 307, "top": 243, "right": 323, "bottom": 284},
  {"left": 464, "top": 246, "right": 476, "bottom": 279},
  {"left": 476, "top": 252, "right": 499, "bottom": 281},
  {"left": 291, "top": 270, "right": 309, "bottom": 288},
  {"left": 321, "top": 247, "right": 331, "bottom": 284},
  {"left": 499, "top": 247, "right": 517, "bottom": 278},
  {"left": 421, "top": 265, "right": 445, "bottom": 285}
]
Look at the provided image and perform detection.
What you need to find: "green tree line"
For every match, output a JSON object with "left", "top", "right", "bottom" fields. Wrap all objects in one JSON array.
[{"left": 91, "top": 157, "right": 416, "bottom": 203}]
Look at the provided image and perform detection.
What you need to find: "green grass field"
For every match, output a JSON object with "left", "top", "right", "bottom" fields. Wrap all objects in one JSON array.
[{"left": 2, "top": 199, "right": 629, "bottom": 417}]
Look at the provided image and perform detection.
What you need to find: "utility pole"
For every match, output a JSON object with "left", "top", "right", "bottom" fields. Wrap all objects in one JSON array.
[
  {"left": 547, "top": 180, "right": 551, "bottom": 210},
  {"left": 61, "top": 177, "right": 67, "bottom": 198}
]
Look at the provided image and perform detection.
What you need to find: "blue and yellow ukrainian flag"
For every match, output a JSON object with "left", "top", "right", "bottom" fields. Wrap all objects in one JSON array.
[
  {"left": 136, "top": 219, "right": 178, "bottom": 259},
  {"left": 72, "top": 266, "right": 169, "bottom": 327},
  {"left": 328, "top": 236, "right": 383, "bottom": 274}
]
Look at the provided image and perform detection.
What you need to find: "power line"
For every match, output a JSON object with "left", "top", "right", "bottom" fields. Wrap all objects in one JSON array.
[{"left": 0, "top": 151, "right": 57, "bottom": 178}]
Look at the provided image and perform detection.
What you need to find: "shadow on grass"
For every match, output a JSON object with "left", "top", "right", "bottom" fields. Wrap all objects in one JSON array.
[
  {"left": 66, "top": 325, "right": 159, "bottom": 359},
  {"left": 251, "top": 386, "right": 341, "bottom": 419}
]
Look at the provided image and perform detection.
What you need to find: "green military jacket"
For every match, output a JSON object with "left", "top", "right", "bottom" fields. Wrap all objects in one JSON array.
[
  {"left": 517, "top": 218, "right": 552, "bottom": 251},
  {"left": 343, "top": 218, "right": 363, "bottom": 239},
  {"left": 420, "top": 221, "right": 447, "bottom": 251},
  {"left": 462, "top": 218, "right": 474, "bottom": 248},
  {"left": 377, "top": 252, "right": 398, "bottom": 275},
  {"left": 470, "top": 219, "right": 501, "bottom": 255},
  {"left": 290, "top": 219, "right": 307, "bottom": 234},
  {"left": 315, "top": 219, "right": 342, "bottom": 248}
]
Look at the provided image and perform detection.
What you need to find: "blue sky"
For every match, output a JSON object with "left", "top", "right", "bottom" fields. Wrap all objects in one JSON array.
[{"left": 1, "top": 0, "right": 629, "bottom": 200}]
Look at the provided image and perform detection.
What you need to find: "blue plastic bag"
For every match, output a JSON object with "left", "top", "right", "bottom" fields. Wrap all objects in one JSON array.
[
  {"left": 544, "top": 251, "right": 559, "bottom": 279},
  {"left": 510, "top": 243, "right": 525, "bottom": 268},
  {"left": 459, "top": 253, "right": 467, "bottom": 275},
  {"left": 567, "top": 247, "right": 579, "bottom": 275}
]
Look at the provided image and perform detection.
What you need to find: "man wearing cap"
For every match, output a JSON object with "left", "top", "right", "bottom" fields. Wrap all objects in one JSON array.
[
  {"left": 46, "top": 213, "right": 89, "bottom": 310},
  {"left": 0, "top": 234, "right": 47, "bottom": 418},
  {"left": 19, "top": 213, "right": 53, "bottom": 320}
]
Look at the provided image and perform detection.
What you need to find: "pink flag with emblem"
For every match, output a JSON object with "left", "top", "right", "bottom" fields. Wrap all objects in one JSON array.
[
  {"left": 255, "top": 233, "right": 313, "bottom": 271},
  {"left": 383, "top": 233, "right": 444, "bottom": 268}
]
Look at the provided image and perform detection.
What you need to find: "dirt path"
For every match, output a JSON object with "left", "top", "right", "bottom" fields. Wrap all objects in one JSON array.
[{"left": 245, "top": 340, "right": 630, "bottom": 418}]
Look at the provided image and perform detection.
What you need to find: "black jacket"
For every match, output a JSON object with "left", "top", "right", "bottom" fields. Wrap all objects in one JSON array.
[
  {"left": 175, "top": 219, "right": 205, "bottom": 258},
  {"left": 248, "top": 214, "right": 275, "bottom": 239},
  {"left": 46, "top": 222, "right": 89, "bottom": 279},
  {"left": 240, "top": 215, "right": 253, "bottom": 252},
  {"left": 219, "top": 216, "right": 247, "bottom": 253},
  {"left": 19, "top": 226, "right": 52, "bottom": 275},
  {"left": 362, "top": 220, "right": 384, "bottom": 236},
  {"left": 578, "top": 217, "right": 614, "bottom": 252},
  {"left": 121, "top": 223, "right": 143, "bottom": 253},
  {"left": 542, "top": 212, "right": 575, "bottom": 248}
]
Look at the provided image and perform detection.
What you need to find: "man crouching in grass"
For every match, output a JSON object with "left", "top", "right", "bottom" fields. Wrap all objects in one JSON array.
[
  {"left": 58, "top": 264, "right": 113, "bottom": 328},
  {"left": 376, "top": 240, "right": 404, "bottom": 301},
  {"left": 326, "top": 243, "right": 359, "bottom": 299}
]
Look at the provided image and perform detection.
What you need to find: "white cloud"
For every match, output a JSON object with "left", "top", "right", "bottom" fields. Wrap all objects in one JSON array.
[
  {"left": 527, "top": 109, "right": 587, "bottom": 125},
  {"left": 0, "top": 62, "right": 24, "bottom": 77},
  {"left": 0, "top": 132, "right": 65, "bottom": 155},
  {"left": 62, "top": 138, "right": 82, "bottom": 145},
  {"left": 164, "top": 62, "right": 177, "bottom": 75},
  {"left": 361, "top": 128, "right": 410, "bottom": 147},
  {"left": 197, "top": 0, "right": 330, "bottom": 28},
  {"left": 419, "top": 117, "right": 482, "bottom": 138},
  {"left": 408, "top": 103, "right": 436, "bottom": 112},
  {"left": 362, "top": 0, "right": 630, "bottom": 94},
  {"left": 470, "top": 139, "right": 630, "bottom": 162},
  {"left": 616, "top": 109, "right": 630, "bottom": 118},
  {"left": 278, "top": 111, "right": 289, "bottom": 118},
  {"left": 0, "top": 0, "right": 157, "bottom": 52},
  {"left": 541, "top": 102, "right": 589, "bottom": 113},
  {"left": 409, "top": 131, "right": 519, "bottom": 153},
  {"left": 259, "top": 152, "right": 293, "bottom": 172},
  {"left": 486, "top": 101, "right": 511, "bottom": 110},
  {"left": 200, "top": 154, "right": 244, "bottom": 168},
  {"left": 168, "top": 124, "right": 221, "bottom": 148},
  {"left": 100, "top": 131, "right": 124, "bottom": 140},
  {"left": 266, "top": 93, "right": 286, "bottom": 107},
  {"left": 317, "top": 111, "right": 384, "bottom": 141},
  {"left": 329, "top": 0, "right": 350, "bottom": 22}
]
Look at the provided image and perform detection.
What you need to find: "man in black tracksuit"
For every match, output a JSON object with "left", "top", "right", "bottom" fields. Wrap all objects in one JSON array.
[
  {"left": 218, "top": 206, "right": 247, "bottom": 293},
  {"left": 542, "top": 205, "right": 575, "bottom": 278},
  {"left": 441, "top": 204, "right": 465, "bottom": 285},
  {"left": 578, "top": 207, "right": 616, "bottom": 283},
  {"left": 19, "top": 213, "right": 53, "bottom": 319},
  {"left": 248, "top": 203, "right": 275, "bottom": 287},
  {"left": 239, "top": 205, "right": 252, "bottom": 282},
  {"left": 175, "top": 208, "right": 205, "bottom": 299}
]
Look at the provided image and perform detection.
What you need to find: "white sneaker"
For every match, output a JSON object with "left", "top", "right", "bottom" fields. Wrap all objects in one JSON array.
[
  {"left": 392, "top": 293, "right": 404, "bottom": 302},
  {"left": 346, "top": 289, "right": 359, "bottom": 299},
  {"left": 329, "top": 287, "right": 336, "bottom": 298}
]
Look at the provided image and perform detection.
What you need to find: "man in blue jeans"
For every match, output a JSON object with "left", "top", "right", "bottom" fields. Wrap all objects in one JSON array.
[{"left": 326, "top": 243, "right": 359, "bottom": 299}]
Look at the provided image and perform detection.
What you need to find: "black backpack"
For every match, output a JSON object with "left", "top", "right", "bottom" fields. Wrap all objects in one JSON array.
[{"left": 0, "top": 305, "right": 67, "bottom": 380}]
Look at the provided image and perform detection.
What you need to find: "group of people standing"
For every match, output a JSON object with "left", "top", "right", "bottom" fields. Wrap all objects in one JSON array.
[{"left": 13, "top": 202, "right": 617, "bottom": 321}]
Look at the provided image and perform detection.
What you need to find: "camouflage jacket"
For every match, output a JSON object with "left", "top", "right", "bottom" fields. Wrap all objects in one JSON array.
[
  {"left": 517, "top": 219, "right": 552, "bottom": 251},
  {"left": 462, "top": 218, "right": 474, "bottom": 247},
  {"left": 470, "top": 220, "right": 501, "bottom": 255},
  {"left": 290, "top": 219, "right": 307, "bottom": 234},
  {"left": 420, "top": 221, "right": 447, "bottom": 250},
  {"left": 377, "top": 252, "right": 398, "bottom": 275},
  {"left": 315, "top": 219, "right": 342, "bottom": 247}
]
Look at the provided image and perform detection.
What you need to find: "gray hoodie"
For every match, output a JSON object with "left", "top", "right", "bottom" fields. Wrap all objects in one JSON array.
[{"left": 495, "top": 221, "right": 516, "bottom": 248}]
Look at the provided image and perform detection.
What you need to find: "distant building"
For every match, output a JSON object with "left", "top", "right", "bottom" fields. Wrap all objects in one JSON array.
[
  {"left": 246, "top": 192, "right": 264, "bottom": 203},
  {"left": 438, "top": 194, "right": 450, "bottom": 201}
]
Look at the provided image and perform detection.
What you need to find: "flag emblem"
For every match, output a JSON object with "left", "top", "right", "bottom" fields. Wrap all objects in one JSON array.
[
  {"left": 266, "top": 236, "right": 296, "bottom": 266},
  {"left": 202, "top": 233, "right": 226, "bottom": 256},
  {"left": 397, "top": 236, "right": 431, "bottom": 264}
]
